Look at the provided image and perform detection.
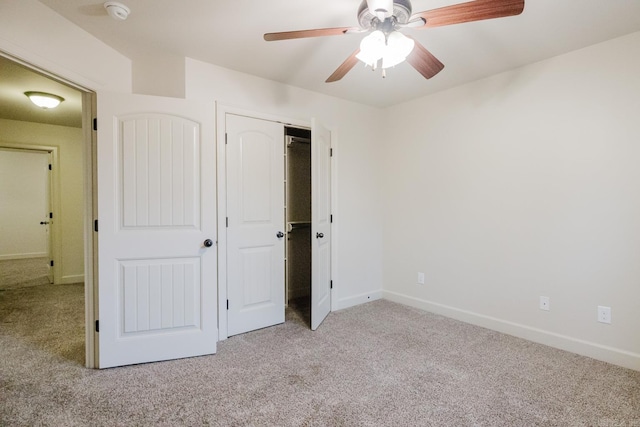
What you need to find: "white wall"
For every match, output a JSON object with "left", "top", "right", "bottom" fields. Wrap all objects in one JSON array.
[
  {"left": 185, "top": 59, "right": 385, "bottom": 309},
  {"left": 0, "top": 0, "right": 384, "bottom": 317},
  {"left": 0, "top": 149, "right": 49, "bottom": 259},
  {"left": 132, "top": 53, "right": 185, "bottom": 98},
  {"left": 381, "top": 32, "right": 640, "bottom": 370},
  {"left": 0, "top": 119, "right": 85, "bottom": 284},
  {"left": 0, "top": 0, "right": 131, "bottom": 93}
]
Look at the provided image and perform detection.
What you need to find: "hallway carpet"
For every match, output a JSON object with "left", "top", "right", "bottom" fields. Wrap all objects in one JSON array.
[{"left": 0, "top": 257, "right": 50, "bottom": 290}]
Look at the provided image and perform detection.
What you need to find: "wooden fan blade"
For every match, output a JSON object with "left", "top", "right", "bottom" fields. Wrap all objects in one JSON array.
[
  {"left": 264, "top": 27, "right": 360, "bottom": 41},
  {"left": 413, "top": 0, "right": 524, "bottom": 29},
  {"left": 405, "top": 38, "right": 444, "bottom": 79},
  {"left": 326, "top": 49, "right": 361, "bottom": 83}
]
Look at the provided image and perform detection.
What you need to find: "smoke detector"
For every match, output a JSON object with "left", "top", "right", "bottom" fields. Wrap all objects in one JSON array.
[{"left": 104, "top": 1, "right": 130, "bottom": 21}]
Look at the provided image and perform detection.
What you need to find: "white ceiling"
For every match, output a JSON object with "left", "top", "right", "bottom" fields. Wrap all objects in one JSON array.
[
  {"left": 36, "top": 0, "right": 640, "bottom": 108},
  {"left": 15, "top": 1, "right": 640, "bottom": 111}
]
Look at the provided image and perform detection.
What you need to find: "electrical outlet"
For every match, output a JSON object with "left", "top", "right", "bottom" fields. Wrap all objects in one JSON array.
[
  {"left": 539, "top": 296, "right": 550, "bottom": 311},
  {"left": 417, "top": 272, "right": 425, "bottom": 285},
  {"left": 597, "top": 306, "right": 611, "bottom": 324}
]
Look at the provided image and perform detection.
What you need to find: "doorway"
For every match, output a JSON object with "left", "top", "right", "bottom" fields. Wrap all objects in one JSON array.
[
  {"left": 0, "top": 53, "right": 95, "bottom": 367},
  {"left": 285, "top": 127, "right": 312, "bottom": 326}
]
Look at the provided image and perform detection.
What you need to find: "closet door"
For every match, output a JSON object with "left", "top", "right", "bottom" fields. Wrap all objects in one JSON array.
[
  {"left": 311, "top": 119, "right": 332, "bottom": 330},
  {"left": 226, "top": 114, "right": 285, "bottom": 336}
]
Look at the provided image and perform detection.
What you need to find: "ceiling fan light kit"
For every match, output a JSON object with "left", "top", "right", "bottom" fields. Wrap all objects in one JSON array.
[
  {"left": 264, "top": 0, "right": 524, "bottom": 83},
  {"left": 356, "top": 30, "right": 415, "bottom": 72}
]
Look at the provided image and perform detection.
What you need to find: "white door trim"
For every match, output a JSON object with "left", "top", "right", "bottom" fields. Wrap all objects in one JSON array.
[
  {"left": 329, "top": 129, "right": 339, "bottom": 313},
  {"left": 84, "top": 91, "right": 97, "bottom": 369},
  {"left": 216, "top": 104, "right": 309, "bottom": 340}
]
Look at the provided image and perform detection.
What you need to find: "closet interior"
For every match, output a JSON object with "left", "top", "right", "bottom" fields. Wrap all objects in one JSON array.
[{"left": 285, "top": 126, "right": 311, "bottom": 326}]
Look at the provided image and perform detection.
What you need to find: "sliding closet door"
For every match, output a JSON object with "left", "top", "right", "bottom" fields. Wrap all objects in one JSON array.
[{"left": 226, "top": 114, "right": 285, "bottom": 336}]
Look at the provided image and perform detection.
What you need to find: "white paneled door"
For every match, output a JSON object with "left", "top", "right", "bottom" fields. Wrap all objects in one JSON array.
[
  {"left": 0, "top": 148, "right": 50, "bottom": 263},
  {"left": 311, "top": 120, "right": 332, "bottom": 330},
  {"left": 226, "top": 114, "right": 285, "bottom": 336},
  {"left": 97, "top": 93, "right": 217, "bottom": 368}
]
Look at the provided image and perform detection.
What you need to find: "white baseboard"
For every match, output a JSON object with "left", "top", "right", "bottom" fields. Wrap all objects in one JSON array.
[
  {"left": 60, "top": 275, "right": 84, "bottom": 285},
  {"left": 383, "top": 290, "right": 640, "bottom": 372},
  {"left": 333, "top": 289, "right": 382, "bottom": 311},
  {"left": 0, "top": 252, "right": 47, "bottom": 261}
]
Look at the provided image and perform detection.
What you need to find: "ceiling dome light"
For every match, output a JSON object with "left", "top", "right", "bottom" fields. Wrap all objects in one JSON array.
[
  {"left": 24, "top": 91, "right": 65, "bottom": 109},
  {"left": 104, "top": 1, "right": 130, "bottom": 21}
]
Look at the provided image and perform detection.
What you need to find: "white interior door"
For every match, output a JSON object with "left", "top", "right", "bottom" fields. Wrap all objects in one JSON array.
[
  {"left": 0, "top": 148, "right": 49, "bottom": 261},
  {"left": 97, "top": 92, "right": 217, "bottom": 368},
  {"left": 311, "top": 119, "right": 332, "bottom": 330},
  {"left": 226, "top": 114, "right": 285, "bottom": 336}
]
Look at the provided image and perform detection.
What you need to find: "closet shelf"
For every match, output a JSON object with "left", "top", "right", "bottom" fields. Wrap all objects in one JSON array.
[
  {"left": 287, "top": 136, "right": 311, "bottom": 147},
  {"left": 288, "top": 221, "right": 311, "bottom": 232}
]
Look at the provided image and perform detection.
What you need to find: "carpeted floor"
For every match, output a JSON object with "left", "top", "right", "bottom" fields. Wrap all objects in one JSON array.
[
  {"left": 0, "top": 283, "right": 85, "bottom": 365},
  {"left": 0, "top": 257, "right": 51, "bottom": 290},
  {"left": 1, "top": 284, "right": 639, "bottom": 426}
]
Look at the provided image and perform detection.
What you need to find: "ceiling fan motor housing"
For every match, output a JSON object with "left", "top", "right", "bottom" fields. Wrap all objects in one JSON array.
[{"left": 358, "top": 0, "right": 413, "bottom": 29}]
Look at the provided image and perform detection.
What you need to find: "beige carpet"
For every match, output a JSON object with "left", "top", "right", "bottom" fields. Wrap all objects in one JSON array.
[
  {"left": 1, "top": 284, "right": 639, "bottom": 426},
  {"left": 0, "top": 257, "right": 51, "bottom": 290}
]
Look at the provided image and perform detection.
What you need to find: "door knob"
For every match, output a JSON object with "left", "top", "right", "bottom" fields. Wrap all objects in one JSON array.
[
  {"left": 276, "top": 231, "right": 285, "bottom": 238},
  {"left": 203, "top": 239, "right": 214, "bottom": 247},
  {"left": 316, "top": 232, "right": 324, "bottom": 239}
]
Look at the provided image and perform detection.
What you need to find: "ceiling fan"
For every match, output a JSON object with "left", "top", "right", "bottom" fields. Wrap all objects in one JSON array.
[{"left": 264, "top": 0, "right": 524, "bottom": 82}]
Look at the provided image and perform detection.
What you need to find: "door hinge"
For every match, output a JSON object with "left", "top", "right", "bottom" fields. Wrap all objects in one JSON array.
[
  {"left": 50, "top": 260, "right": 54, "bottom": 267},
  {"left": 330, "top": 280, "right": 333, "bottom": 289},
  {"left": 95, "top": 320, "right": 99, "bottom": 332},
  {"left": 49, "top": 212, "right": 53, "bottom": 219},
  {"left": 93, "top": 118, "right": 97, "bottom": 131},
  {"left": 330, "top": 148, "right": 333, "bottom": 157},
  {"left": 94, "top": 219, "right": 99, "bottom": 232},
  {"left": 226, "top": 217, "right": 229, "bottom": 228},
  {"left": 330, "top": 214, "right": 333, "bottom": 223},
  {"left": 225, "top": 133, "right": 228, "bottom": 144},
  {"left": 48, "top": 164, "right": 52, "bottom": 171},
  {"left": 227, "top": 300, "right": 229, "bottom": 310}
]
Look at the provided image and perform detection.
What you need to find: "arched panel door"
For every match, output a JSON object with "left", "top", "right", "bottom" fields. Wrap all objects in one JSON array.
[
  {"left": 97, "top": 92, "right": 217, "bottom": 368},
  {"left": 225, "top": 114, "right": 285, "bottom": 336}
]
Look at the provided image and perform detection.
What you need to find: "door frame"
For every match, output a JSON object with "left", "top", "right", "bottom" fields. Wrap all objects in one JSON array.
[
  {"left": 0, "top": 50, "right": 97, "bottom": 368},
  {"left": 217, "top": 104, "right": 337, "bottom": 340}
]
